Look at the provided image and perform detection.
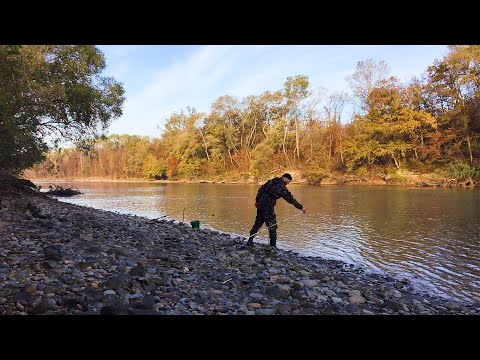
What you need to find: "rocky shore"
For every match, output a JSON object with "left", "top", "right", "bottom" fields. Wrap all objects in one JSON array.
[{"left": 0, "top": 190, "right": 478, "bottom": 315}]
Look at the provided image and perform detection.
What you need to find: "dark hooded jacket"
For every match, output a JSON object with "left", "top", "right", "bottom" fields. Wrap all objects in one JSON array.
[{"left": 255, "top": 177, "right": 303, "bottom": 210}]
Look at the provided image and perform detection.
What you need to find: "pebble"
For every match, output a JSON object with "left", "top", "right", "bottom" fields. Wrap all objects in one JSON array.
[{"left": 0, "top": 191, "right": 477, "bottom": 316}]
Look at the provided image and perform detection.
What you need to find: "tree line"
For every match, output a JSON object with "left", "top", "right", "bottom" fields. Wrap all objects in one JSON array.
[{"left": 3, "top": 46, "right": 479, "bottom": 187}]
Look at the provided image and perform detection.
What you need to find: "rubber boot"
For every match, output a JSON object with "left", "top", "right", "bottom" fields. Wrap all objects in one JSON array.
[{"left": 269, "top": 232, "right": 277, "bottom": 248}]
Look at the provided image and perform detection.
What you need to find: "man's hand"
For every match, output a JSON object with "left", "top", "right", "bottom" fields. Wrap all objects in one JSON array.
[{"left": 302, "top": 207, "right": 307, "bottom": 214}]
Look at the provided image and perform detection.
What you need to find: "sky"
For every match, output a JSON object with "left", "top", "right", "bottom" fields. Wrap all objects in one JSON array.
[{"left": 97, "top": 45, "right": 449, "bottom": 138}]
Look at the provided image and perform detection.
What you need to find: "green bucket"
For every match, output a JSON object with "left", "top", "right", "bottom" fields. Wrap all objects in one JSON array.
[{"left": 190, "top": 220, "right": 200, "bottom": 229}]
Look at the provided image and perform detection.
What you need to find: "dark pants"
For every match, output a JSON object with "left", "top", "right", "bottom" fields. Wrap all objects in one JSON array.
[{"left": 248, "top": 206, "right": 277, "bottom": 246}]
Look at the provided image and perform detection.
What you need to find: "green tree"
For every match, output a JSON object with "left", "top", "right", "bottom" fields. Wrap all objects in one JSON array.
[
  {"left": 142, "top": 154, "right": 167, "bottom": 179},
  {"left": 161, "top": 107, "right": 207, "bottom": 178},
  {"left": 0, "top": 45, "right": 125, "bottom": 176},
  {"left": 205, "top": 95, "right": 242, "bottom": 169}
]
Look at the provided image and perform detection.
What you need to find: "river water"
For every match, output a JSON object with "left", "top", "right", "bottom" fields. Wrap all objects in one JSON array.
[{"left": 36, "top": 181, "right": 480, "bottom": 303}]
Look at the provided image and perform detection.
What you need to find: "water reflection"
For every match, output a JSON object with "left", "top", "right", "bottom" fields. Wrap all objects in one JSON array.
[{"left": 36, "top": 181, "right": 480, "bottom": 303}]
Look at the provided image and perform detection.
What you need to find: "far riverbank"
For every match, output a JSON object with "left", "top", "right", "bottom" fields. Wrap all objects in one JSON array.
[
  {"left": 27, "top": 171, "right": 478, "bottom": 188},
  {"left": 0, "top": 189, "right": 478, "bottom": 315}
]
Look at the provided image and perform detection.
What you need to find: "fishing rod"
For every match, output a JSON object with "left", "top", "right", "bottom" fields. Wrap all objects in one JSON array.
[
  {"left": 242, "top": 212, "right": 304, "bottom": 241},
  {"left": 147, "top": 203, "right": 202, "bottom": 223},
  {"left": 148, "top": 196, "right": 250, "bottom": 224}
]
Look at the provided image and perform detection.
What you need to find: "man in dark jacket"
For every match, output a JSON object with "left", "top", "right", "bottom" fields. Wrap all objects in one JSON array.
[{"left": 243, "top": 173, "right": 306, "bottom": 249}]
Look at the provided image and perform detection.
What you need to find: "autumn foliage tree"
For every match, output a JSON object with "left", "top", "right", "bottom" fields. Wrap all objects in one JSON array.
[
  {"left": 423, "top": 45, "right": 480, "bottom": 165},
  {"left": 345, "top": 77, "right": 437, "bottom": 169}
]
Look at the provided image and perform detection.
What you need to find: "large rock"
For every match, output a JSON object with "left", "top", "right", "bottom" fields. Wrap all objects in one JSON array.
[
  {"left": 266, "top": 285, "right": 290, "bottom": 299},
  {"left": 249, "top": 292, "right": 264, "bottom": 301},
  {"left": 100, "top": 305, "right": 133, "bottom": 315},
  {"left": 292, "top": 281, "right": 305, "bottom": 290},
  {"left": 275, "top": 303, "right": 293, "bottom": 315},
  {"left": 103, "top": 274, "right": 130, "bottom": 290},
  {"left": 132, "top": 294, "right": 156, "bottom": 310},
  {"left": 342, "top": 303, "right": 360, "bottom": 314},
  {"left": 62, "top": 296, "right": 88, "bottom": 311},
  {"left": 256, "top": 309, "right": 276, "bottom": 315},
  {"left": 349, "top": 295, "right": 366, "bottom": 305},
  {"left": 130, "top": 266, "right": 146, "bottom": 277},
  {"left": 31, "top": 299, "right": 58, "bottom": 315},
  {"left": 384, "top": 300, "right": 404, "bottom": 312},
  {"left": 299, "top": 280, "right": 318, "bottom": 288},
  {"left": 43, "top": 245, "right": 64, "bottom": 261}
]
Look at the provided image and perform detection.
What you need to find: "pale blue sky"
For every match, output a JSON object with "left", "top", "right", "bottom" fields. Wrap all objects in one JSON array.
[{"left": 98, "top": 45, "right": 448, "bottom": 137}]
